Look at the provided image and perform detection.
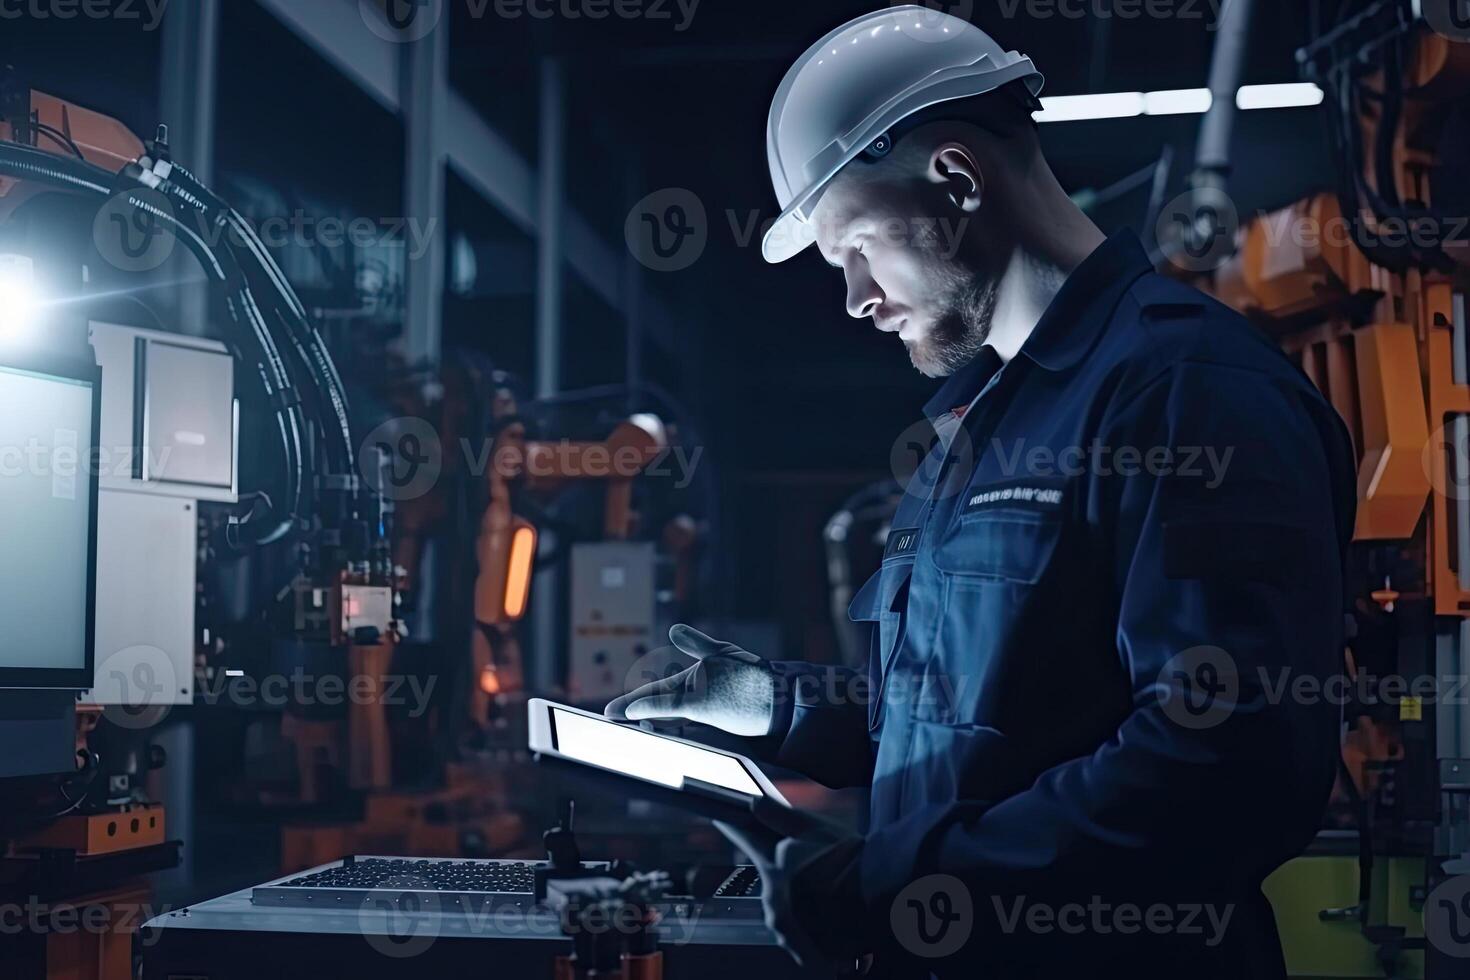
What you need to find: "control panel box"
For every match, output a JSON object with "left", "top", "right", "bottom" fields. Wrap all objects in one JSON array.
[{"left": 568, "top": 542, "right": 656, "bottom": 705}]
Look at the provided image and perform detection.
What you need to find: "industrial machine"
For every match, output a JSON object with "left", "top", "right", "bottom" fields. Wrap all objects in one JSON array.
[
  {"left": 0, "top": 65, "right": 715, "bottom": 980},
  {"left": 140, "top": 799, "right": 797, "bottom": 980},
  {"left": 0, "top": 75, "right": 399, "bottom": 978},
  {"left": 1165, "top": 7, "right": 1470, "bottom": 978}
]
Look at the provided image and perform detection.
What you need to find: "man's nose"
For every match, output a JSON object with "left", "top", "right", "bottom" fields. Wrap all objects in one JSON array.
[{"left": 844, "top": 263, "right": 883, "bottom": 320}]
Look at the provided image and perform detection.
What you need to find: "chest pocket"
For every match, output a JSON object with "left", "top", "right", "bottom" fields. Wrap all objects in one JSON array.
[
  {"left": 848, "top": 554, "right": 915, "bottom": 732},
  {"left": 920, "top": 509, "right": 1066, "bottom": 726},
  {"left": 931, "top": 510, "right": 1063, "bottom": 583}
]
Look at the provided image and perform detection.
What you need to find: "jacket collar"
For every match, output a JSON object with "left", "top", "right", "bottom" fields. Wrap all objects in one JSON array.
[
  {"left": 1018, "top": 229, "right": 1152, "bottom": 372},
  {"left": 922, "top": 230, "right": 1152, "bottom": 421}
]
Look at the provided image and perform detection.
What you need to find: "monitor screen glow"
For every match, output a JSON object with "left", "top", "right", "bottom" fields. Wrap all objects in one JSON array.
[{"left": 0, "top": 365, "right": 95, "bottom": 677}]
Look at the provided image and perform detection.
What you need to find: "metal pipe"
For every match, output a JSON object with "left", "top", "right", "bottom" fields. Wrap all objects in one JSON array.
[
  {"left": 400, "top": 14, "right": 448, "bottom": 371},
  {"left": 159, "top": 0, "right": 219, "bottom": 337},
  {"left": 1194, "top": 0, "right": 1257, "bottom": 183},
  {"left": 535, "top": 57, "right": 566, "bottom": 400},
  {"left": 532, "top": 57, "right": 567, "bottom": 695}
]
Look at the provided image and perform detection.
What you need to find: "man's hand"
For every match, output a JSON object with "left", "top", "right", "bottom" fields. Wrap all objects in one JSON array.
[
  {"left": 604, "top": 625, "right": 778, "bottom": 737},
  {"left": 715, "top": 799, "right": 867, "bottom": 971}
]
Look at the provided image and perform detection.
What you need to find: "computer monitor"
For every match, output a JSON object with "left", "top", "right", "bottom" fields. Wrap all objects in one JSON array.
[{"left": 0, "top": 351, "right": 99, "bottom": 689}]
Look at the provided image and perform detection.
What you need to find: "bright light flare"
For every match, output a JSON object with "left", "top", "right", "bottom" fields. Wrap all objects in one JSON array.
[
  {"left": 1037, "top": 83, "right": 1324, "bottom": 123},
  {"left": 0, "top": 255, "right": 39, "bottom": 345},
  {"left": 503, "top": 524, "right": 537, "bottom": 620},
  {"left": 1236, "top": 83, "right": 1325, "bottom": 110},
  {"left": 1034, "top": 92, "right": 1145, "bottom": 123}
]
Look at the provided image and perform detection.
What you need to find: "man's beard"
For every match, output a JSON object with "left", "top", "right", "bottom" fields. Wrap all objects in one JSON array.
[{"left": 904, "top": 270, "right": 998, "bottom": 379}]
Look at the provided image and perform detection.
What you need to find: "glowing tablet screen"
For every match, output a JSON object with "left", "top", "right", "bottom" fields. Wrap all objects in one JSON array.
[{"left": 550, "top": 708, "right": 763, "bottom": 797}]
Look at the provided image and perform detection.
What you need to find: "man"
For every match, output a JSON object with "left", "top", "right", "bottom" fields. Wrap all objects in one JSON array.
[{"left": 607, "top": 7, "right": 1356, "bottom": 978}]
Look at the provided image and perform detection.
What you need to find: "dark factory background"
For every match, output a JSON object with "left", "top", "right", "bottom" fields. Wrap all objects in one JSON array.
[
  {"left": 0, "top": 1, "right": 1468, "bottom": 978},
  {"left": 0, "top": 0, "right": 1344, "bottom": 662}
]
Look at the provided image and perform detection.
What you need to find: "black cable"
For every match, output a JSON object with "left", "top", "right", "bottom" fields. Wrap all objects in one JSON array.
[
  {"left": 156, "top": 160, "right": 355, "bottom": 473},
  {"left": 30, "top": 121, "right": 84, "bottom": 160},
  {"left": 0, "top": 143, "right": 311, "bottom": 544}
]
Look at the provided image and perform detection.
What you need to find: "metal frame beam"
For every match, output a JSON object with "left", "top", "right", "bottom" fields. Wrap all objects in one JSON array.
[
  {"left": 400, "top": 13, "right": 449, "bottom": 369},
  {"left": 253, "top": 0, "right": 671, "bottom": 351},
  {"left": 159, "top": 0, "right": 220, "bottom": 337}
]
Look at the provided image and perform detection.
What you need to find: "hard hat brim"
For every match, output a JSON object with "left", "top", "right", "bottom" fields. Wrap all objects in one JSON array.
[
  {"left": 761, "top": 197, "right": 821, "bottom": 265},
  {"left": 762, "top": 59, "right": 1043, "bottom": 264}
]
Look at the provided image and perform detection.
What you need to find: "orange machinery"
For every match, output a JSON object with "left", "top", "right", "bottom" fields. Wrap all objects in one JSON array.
[
  {"left": 1198, "top": 25, "right": 1470, "bottom": 975},
  {"left": 467, "top": 390, "right": 668, "bottom": 731},
  {"left": 281, "top": 382, "right": 672, "bottom": 871},
  {"left": 0, "top": 90, "right": 177, "bottom": 980},
  {"left": 1212, "top": 31, "right": 1470, "bottom": 609}
]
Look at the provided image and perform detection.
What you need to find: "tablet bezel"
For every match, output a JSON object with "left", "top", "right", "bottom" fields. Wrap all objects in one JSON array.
[{"left": 527, "top": 698, "right": 790, "bottom": 817}]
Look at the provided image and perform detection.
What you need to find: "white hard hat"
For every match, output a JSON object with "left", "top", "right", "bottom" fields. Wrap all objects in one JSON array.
[{"left": 763, "top": 6, "right": 1044, "bottom": 264}]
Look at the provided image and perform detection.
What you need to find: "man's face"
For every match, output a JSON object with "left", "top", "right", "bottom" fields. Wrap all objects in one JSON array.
[{"left": 810, "top": 166, "right": 999, "bottom": 378}]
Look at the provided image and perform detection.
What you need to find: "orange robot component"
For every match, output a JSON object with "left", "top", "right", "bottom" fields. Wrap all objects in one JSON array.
[
  {"left": 0, "top": 89, "right": 147, "bottom": 221},
  {"left": 1210, "top": 29, "right": 1470, "bottom": 559},
  {"left": 469, "top": 404, "right": 668, "bottom": 728}
]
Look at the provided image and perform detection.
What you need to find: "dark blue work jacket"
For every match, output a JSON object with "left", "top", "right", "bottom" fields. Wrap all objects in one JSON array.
[{"left": 767, "top": 231, "right": 1357, "bottom": 977}]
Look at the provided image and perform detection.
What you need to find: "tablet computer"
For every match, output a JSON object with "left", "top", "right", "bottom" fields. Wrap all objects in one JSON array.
[{"left": 527, "top": 699, "right": 790, "bottom": 822}]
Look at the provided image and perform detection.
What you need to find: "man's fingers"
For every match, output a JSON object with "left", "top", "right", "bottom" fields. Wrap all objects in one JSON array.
[
  {"left": 668, "top": 624, "right": 740, "bottom": 661},
  {"left": 623, "top": 692, "right": 689, "bottom": 722},
  {"left": 603, "top": 669, "right": 692, "bottom": 721}
]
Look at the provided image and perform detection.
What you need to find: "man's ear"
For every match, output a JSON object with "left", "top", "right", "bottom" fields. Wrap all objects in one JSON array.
[{"left": 929, "top": 144, "right": 984, "bottom": 214}]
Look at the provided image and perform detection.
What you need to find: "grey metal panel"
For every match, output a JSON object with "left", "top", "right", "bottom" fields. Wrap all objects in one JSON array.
[
  {"left": 88, "top": 322, "right": 238, "bottom": 504},
  {"left": 143, "top": 342, "right": 236, "bottom": 489},
  {"left": 83, "top": 491, "right": 197, "bottom": 706}
]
